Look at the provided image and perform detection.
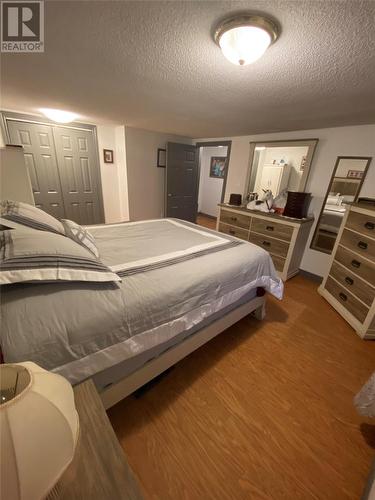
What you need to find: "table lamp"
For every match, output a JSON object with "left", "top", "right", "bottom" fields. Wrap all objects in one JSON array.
[{"left": 0, "top": 361, "right": 79, "bottom": 500}]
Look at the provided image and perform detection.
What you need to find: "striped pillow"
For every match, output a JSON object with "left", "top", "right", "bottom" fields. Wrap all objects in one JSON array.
[
  {"left": 0, "top": 229, "right": 121, "bottom": 285},
  {"left": 0, "top": 200, "right": 65, "bottom": 235},
  {"left": 62, "top": 219, "right": 99, "bottom": 259}
]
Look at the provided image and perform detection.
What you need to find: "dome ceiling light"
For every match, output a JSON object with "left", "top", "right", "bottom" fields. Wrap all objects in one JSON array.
[{"left": 214, "top": 14, "right": 280, "bottom": 66}]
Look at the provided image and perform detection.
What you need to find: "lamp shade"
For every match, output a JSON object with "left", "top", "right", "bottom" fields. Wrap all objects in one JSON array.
[{"left": 0, "top": 362, "right": 79, "bottom": 500}]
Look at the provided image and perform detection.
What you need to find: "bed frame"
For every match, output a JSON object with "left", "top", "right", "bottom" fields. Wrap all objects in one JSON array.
[{"left": 100, "top": 294, "right": 266, "bottom": 409}]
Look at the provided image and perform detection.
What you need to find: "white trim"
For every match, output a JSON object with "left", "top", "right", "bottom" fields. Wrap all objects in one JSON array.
[
  {"left": 88, "top": 219, "right": 230, "bottom": 273},
  {"left": 0, "top": 267, "right": 121, "bottom": 284}
]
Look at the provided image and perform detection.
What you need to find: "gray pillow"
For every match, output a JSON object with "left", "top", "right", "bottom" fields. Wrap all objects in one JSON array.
[
  {"left": 62, "top": 219, "right": 99, "bottom": 259},
  {"left": 0, "top": 229, "right": 121, "bottom": 285},
  {"left": 0, "top": 200, "right": 65, "bottom": 235}
]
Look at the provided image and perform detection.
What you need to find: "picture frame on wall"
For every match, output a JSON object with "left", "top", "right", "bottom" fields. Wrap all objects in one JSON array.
[
  {"left": 103, "top": 149, "right": 114, "bottom": 163},
  {"left": 157, "top": 148, "right": 166, "bottom": 168},
  {"left": 210, "top": 156, "right": 226, "bottom": 178}
]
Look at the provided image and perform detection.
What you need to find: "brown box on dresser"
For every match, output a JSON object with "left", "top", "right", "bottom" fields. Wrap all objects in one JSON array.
[
  {"left": 217, "top": 204, "right": 314, "bottom": 281},
  {"left": 318, "top": 203, "right": 375, "bottom": 339}
]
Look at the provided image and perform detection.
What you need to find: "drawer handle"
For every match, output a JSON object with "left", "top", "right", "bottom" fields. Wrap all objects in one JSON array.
[
  {"left": 339, "top": 292, "right": 347, "bottom": 302},
  {"left": 345, "top": 277, "right": 354, "bottom": 286},
  {"left": 230, "top": 217, "right": 237, "bottom": 222},
  {"left": 358, "top": 241, "right": 368, "bottom": 250},
  {"left": 365, "top": 221, "right": 374, "bottom": 230},
  {"left": 229, "top": 229, "right": 235, "bottom": 235},
  {"left": 351, "top": 259, "right": 361, "bottom": 269},
  {"left": 262, "top": 241, "right": 271, "bottom": 247},
  {"left": 266, "top": 225, "right": 274, "bottom": 231}
]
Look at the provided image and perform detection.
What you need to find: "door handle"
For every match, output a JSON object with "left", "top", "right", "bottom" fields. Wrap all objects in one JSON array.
[
  {"left": 262, "top": 241, "right": 271, "bottom": 247},
  {"left": 168, "top": 193, "right": 172, "bottom": 197},
  {"left": 266, "top": 226, "right": 274, "bottom": 231},
  {"left": 230, "top": 217, "right": 237, "bottom": 222},
  {"left": 351, "top": 259, "right": 361, "bottom": 268},
  {"left": 358, "top": 241, "right": 368, "bottom": 250},
  {"left": 345, "top": 277, "right": 354, "bottom": 286},
  {"left": 339, "top": 292, "right": 347, "bottom": 302},
  {"left": 365, "top": 221, "right": 374, "bottom": 230},
  {"left": 229, "top": 229, "right": 235, "bottom": 235}
]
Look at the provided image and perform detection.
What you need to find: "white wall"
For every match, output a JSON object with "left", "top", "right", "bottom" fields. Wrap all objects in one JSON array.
[
  {"left": 198, "top": 146, "right": 227, "bottom": 217},
  {"left": 195, "top": 124, "right": 375, "bottom": 277},
  {"left": 97, "top": 124, "right": 129, "bottom": 223},
  {"left": 125, "top": 127, "right": 192, "bottom": 221}
]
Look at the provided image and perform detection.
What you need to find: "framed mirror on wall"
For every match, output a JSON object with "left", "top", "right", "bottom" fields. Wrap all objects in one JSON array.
[
  {"left": 245, "top": 139, "right": 319, "bottom": 201},
  {"left": 310, "top": 156, "right": 372, "bottom": 254}
]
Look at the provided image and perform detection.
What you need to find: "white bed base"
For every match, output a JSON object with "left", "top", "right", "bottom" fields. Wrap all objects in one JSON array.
[{"left": 100, "top": 295, "right": 266, "bottom": 409}]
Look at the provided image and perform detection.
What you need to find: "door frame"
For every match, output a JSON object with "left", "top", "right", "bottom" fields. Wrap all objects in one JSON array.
[
  {"left": 195, "top": 140, "right": 232, "bottom": 213},
  {"left": 1, "top": 110, "right": 105, "bottom": 223}
]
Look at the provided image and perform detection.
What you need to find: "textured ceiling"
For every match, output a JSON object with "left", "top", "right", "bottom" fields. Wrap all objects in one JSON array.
[{"left": 1, "top": 0, "right": 375, "bottom": 137}]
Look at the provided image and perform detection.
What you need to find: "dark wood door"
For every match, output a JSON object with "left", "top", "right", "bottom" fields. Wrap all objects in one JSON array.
[{"left": 165, "top": 142, "right": 198, "bottom": 222}]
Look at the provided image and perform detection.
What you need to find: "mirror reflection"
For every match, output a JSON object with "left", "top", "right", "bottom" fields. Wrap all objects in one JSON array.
[
  {"left": 311, "top": 156, "right": 372, "bottom": 254},
  {"left": 246, "top": 140, "right": 318, "bottom": 202}
]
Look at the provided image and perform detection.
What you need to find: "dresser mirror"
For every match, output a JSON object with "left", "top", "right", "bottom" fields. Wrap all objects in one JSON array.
[
  {"left": 310, "top": 156, "right": 372, "bottom": 254},
  {"left": 245, "top": 139, "right": 318, "bottom": 201}
]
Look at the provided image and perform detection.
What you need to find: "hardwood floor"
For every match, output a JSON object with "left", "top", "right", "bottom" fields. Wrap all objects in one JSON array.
[
  {"left": 196, "top": 213, "right": 217, "bottom": 230},
  {"left": 109, "top": 277, "right": 375, "bottom": 500}
]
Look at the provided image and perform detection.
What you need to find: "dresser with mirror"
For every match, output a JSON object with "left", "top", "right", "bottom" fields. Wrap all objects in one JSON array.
[{"left": 217, "top": 139, "right": 319, "bottom": 280}]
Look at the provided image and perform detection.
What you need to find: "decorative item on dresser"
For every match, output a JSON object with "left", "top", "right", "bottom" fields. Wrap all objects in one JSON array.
[
  {"left": 217, "top": 204, "right": 314, "bottom": 281},
  {"left": 318, "top": 202, "right": 375, "bottom": 339}
]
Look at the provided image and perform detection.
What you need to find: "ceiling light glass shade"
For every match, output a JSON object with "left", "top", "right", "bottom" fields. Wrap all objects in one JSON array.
[
  {"left": 40, "top": 108, "right": 78, "bottom": 123},
  {"left": 0, "top": 362, "right": 79, "bottom": 500},
  {"left": 215, "top": 15, "right": 279, "bottom": 66}
]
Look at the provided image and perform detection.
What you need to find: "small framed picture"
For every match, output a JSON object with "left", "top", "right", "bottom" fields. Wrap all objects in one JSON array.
[
  {"left": 347, "top": 170, "right": 363, "bottom": 179},
  {"left": 103, "top": 149, "right": 114, "bottom": 163},
  {"left": 210, "top": 156, "right": 226, "bottom": 178},
  {"left": 157, "top": 148, "right": 166, "bottom": 168}
]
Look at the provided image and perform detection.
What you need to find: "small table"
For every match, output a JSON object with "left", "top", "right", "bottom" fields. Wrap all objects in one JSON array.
[{"left": 48, "top": 380, "right": 144, "bottom": 500}]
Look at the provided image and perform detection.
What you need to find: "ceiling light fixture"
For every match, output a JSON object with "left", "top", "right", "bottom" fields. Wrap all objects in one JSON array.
[
  {"left": 39, "top": 108, "right": 78, "bottom": 123},
  {"left": 214, "top": 14, "right": 279, "bottom": 66}
]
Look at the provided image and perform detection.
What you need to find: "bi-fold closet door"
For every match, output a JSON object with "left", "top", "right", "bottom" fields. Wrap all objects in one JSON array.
[{"left": 6, "top": 119, "right": 104, "bottom": 225}]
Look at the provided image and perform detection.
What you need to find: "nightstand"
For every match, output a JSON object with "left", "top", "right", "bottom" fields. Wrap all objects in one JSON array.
[{"left": 47, "top": 379, "right": 144, "bottom": 500}]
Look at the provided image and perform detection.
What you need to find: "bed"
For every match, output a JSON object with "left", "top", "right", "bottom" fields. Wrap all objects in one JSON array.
[{"left": 1, "top": 217, "right": 283, "bottom": 408}]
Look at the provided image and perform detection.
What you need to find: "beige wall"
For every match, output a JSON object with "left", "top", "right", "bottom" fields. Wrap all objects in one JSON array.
[
  {"left": 125, "top": 127, "right": 192, "bottom": 220},
  {"left": 97, "top": 124, "right": 129, "bottom": 223},
  {"left": 195, "top": 124, "right": 375, "bottom": 277}
]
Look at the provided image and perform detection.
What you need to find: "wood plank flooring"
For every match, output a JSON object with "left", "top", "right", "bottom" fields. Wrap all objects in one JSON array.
[{"left": 109, "top": 272, "right": 375, "bottom": 500}]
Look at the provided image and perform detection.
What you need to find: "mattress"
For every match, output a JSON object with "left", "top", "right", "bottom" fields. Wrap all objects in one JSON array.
[{"left": 1, "top": 219, "right": 283, "bottom": 385}]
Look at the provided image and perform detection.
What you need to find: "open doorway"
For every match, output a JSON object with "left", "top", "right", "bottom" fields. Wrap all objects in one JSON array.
[{"left": 196, "top": 141, "right": 231, "bottom": 229}]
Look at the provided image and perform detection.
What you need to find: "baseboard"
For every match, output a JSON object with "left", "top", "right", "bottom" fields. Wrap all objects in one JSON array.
[{"left": 299, "top": 270, "right": 323, "bottom": 283}]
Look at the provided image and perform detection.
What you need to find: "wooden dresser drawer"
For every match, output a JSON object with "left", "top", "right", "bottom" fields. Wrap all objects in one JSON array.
[
  {"left": 340, "top": 229, "right": 375, "bottom": 261},
  {"left": 251, "top": 218, "right": 293, "bottom": 242},
  {"left": 325, "top": 277, "right": 369, "bottom": 323},
  {"left": 220, "top": 210, "right": 250, "bottom": 230},
  {"left": 330, "top": 261, "right": 375, "bottom": 307},
  {"left": 335, "top": 245, "right": 375, "bottom": 286},
  {"left": 271, "top": 254, "right": 286, "bottom": 272},
  {"left": 218, "top": 223, "right": 248, "bottom": 240},
  {"left": 249, "top": 232, "right": 289, "bottom": 258},
  {"left": 346, "top": 210, "right": 375, "bottom": 239}
]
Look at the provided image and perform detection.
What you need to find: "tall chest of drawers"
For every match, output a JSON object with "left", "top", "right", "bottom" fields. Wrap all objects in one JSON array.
[
  {"left": 217, "top": 204, "right": 314, "bottom": 281},
  {"left": 319, "top": 203, "right": 375, "bottom": 339}
]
